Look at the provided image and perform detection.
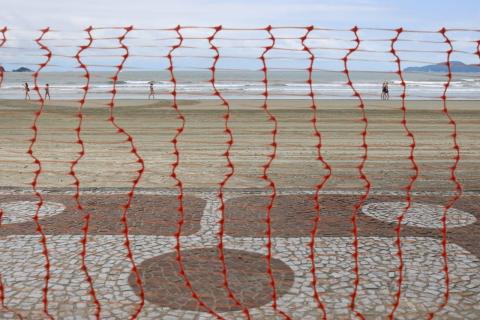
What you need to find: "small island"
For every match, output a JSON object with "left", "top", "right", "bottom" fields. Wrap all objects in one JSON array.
[
  {"left": 12, "top": 67, "right": 34, "bottom": 72},
  {"left": 404, "top": 61, "right": 480, "bottom": 73}
]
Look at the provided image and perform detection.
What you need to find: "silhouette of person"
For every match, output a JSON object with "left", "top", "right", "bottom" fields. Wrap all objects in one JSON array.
[
  {"left": 24, "top": 83, "right": 30, "bottom": 100},
  {"left": 381, "top": 81, "right": 389, "bottom": 100},
  {"left": 45, "top": 83, "right": 51, "bottom": 100},
  {"left": 148, "top": 82, "right": 155, "bottom": 100}
]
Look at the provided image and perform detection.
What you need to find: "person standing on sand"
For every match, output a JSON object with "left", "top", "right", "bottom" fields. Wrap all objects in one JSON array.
[
  {"left": 148, "top": 82, "right": 155, "bottom": 100},
  {"left": 24, "top": 83, "right": 30, "bottom": 100},
  {"left": 44, "top": 83, "right": 51, "bottom": 100},
  {"left": 381, "top": 81, "right": 389, "bottom": 100}
]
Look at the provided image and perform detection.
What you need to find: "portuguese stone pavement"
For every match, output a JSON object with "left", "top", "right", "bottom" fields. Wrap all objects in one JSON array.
[{"left": 0, "top": 188, "right": 479, "bottom": 319}]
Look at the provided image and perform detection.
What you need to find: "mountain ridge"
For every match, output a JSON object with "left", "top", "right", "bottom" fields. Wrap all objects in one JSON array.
[{"left": 404, "top": 61, "right": 480, "bottom": 73}]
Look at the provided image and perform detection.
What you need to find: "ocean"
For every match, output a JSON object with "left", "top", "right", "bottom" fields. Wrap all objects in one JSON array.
[{"left": 0, "top": 70, "right": 479, "bottom": 100}]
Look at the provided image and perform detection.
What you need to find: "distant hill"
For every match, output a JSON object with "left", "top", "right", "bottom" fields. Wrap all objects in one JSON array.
[
  {"left": 404, "top": 61, "right": 480, "bottom": 73},
  {"left": 12, "top": 67, "right": 33, "bottom": 72}
]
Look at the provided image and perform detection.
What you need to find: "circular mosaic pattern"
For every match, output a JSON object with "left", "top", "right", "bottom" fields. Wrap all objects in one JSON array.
[
  {"left": 129, "top": 247, "right": 295, "bottom": 312},
  {"left": 361, "top": 202, "right": 477, "bottom": 229},
  {"left": 0, "top": 201, "right": 65, "bottom": 224}
]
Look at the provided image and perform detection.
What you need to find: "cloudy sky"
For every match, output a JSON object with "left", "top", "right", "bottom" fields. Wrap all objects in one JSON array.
[
  {"left": 1, "top": 0, "right": 478, "bottom": 71},
  {"left": 2, "top": 0, "right": 478, "bottom": 31}
]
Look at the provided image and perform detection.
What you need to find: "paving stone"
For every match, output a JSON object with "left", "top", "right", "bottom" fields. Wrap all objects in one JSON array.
[{"left": 0, "top": 188, "right": 478, "bottom": 319}]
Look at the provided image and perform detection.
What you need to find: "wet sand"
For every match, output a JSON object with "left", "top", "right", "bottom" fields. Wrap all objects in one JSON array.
[{"left": 0, "top": 99, "right": 478, "bottom": 192}]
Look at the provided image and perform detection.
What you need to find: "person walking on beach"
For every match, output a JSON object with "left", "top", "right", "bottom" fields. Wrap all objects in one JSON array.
[
  {"left": 148, "top": 82, "right": 155, "bottom": 100},
  {"left": 44, "top": 83, "right": 51, "bottom": 100},
  {"left": 24, "top": 82, "right": 30, "bottom": 100},
  {"left": 381, "top": 81, "right": 389, "bottom": 100}
]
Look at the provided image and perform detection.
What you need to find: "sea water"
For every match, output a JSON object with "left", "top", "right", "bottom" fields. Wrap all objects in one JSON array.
[{"left": 0, "top": 70, "right": 479, "bottom": 100}]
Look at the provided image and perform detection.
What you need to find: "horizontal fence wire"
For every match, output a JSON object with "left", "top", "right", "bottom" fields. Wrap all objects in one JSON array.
[{"left": 1, "top": 26, "right": 479, "bottom": 101}]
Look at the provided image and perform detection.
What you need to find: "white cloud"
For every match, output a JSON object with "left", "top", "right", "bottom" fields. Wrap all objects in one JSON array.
[
  {"left": 1, "top": 0, "right": 477, "bottom": 71},
  {"left": 1, "top": 0, "right": 391, "bottom": 30}
]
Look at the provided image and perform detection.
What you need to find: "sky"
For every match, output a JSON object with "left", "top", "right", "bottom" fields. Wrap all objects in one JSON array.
[
  {"left": 1, "top": 0, "right": 479, "bottom": 71},
  {"left": 1, "top": 0, "right": 478, "bottom": 30}
]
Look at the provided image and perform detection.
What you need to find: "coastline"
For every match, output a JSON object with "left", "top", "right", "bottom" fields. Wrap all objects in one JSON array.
[{"left": 0, "top": 98, "right": 478, "bottom": 110}]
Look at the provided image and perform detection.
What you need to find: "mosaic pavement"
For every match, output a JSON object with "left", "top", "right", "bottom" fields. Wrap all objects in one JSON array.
[{"left": 0, "top": 188, "right": 479, "bottom": 319}]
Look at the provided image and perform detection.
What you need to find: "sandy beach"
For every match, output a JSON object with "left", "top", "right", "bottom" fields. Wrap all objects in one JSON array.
[{"left": 0, "top": 98, "right": 478, "bottom": 192}]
